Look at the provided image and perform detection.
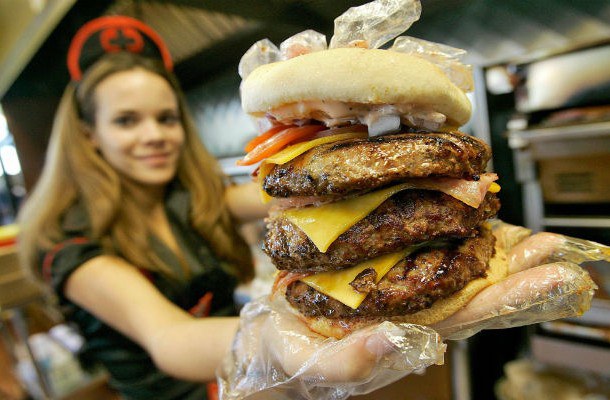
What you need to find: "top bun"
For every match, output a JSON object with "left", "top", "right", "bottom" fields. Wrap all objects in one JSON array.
[{"left": 241, "top": 47, "right": 472, "bottom": 126}]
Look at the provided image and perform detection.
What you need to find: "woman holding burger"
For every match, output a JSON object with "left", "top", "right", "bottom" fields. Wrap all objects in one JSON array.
[
  {"left": 17, "top": 9, "right": 600, "bottom": 400},
  {"left": 16, "top": 16, "right": 388, "bottom": 400}
]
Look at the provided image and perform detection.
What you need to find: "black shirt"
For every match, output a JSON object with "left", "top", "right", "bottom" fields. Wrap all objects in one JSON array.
[{"left": 42, "top": 182, "right": 238, "bottom": 400}]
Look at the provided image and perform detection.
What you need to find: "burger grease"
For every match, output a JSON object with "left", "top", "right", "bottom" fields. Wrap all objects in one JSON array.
[{"left": 239, "top": 46, "right": 506, "bottom": 339}]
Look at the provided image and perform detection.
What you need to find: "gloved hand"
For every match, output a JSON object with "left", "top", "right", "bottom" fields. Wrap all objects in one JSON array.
[
  {"left": 218, "top": 221, "right": 604, "bottom": 400},
  {"left": 431, "top": 222, "right": 605, "bottom": 339},
  {"left": 218, "top": 294, "right": 445, "bottom": 400}
]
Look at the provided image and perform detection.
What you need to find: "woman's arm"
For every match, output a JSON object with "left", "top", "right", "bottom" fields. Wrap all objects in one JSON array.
[
  {"left": 65, "top": 255, "right": 238, "bottom": 381},
  {"left": 225, "top": 181, "right": 270, "bottom": 223}
]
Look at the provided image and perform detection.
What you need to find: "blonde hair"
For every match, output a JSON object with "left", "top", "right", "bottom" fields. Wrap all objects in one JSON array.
[{"left": 18, "top": 52, "right": 253, "bottom": 282}]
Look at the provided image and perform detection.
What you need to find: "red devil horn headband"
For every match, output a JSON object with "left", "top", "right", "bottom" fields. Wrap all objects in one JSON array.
[{"left": 67, "top": 15, "right": 173, "bottom": 81}]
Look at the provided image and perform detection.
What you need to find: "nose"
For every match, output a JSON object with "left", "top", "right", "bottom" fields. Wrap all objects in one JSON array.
[{"left": 141, "top": 118, "right": 167, "bottom": 142}]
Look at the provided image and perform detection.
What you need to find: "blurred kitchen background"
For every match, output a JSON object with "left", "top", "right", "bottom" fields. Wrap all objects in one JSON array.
[{"left": 1, "top": 1, "right": 609, "bottom": 399}]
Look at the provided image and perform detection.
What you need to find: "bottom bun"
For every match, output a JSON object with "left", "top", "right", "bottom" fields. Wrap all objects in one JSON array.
[{"left": 300, "top": 246, "right": 508, "bottom": 339}]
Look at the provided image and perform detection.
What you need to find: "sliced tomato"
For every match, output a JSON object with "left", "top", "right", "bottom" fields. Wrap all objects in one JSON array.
[
  {"left": 244, "top": 124, "right": 294, "bottom": 152},
  {"left": 236, "top": 125, "right": 325, "bottom": 166}
]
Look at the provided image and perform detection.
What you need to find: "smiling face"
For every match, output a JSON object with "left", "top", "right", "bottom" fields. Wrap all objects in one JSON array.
[{"left": 90, "top": 68, "right": 185, "bottom": 188}]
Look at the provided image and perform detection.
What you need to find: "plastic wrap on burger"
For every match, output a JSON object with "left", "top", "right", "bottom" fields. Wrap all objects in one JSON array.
[{"left": 234, "top": 0, "right": 597, "bottom": 339}]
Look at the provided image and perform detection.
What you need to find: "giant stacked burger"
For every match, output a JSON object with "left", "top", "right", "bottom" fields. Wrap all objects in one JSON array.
[{"left": 238, "top": 47, "right": 508, "bottom": 339}]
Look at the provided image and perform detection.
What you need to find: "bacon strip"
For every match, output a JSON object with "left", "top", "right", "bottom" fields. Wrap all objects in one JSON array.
[
  {"left": 272, "top": 173, "right": 499, "bottom": 211},
  {"left": 272, "top": 270, "right": 311, "bottom": 294},
  {"left": 423, "top": 172, "right": 498, "bottom": 208}
]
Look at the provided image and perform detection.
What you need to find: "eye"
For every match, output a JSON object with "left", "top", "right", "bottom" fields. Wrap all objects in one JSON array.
[
  {"left": 158, "top": 111, "right": 181, "bottom": 126},
  {"left": 113, "top": 114, "right": 138, "bottom": 127}
]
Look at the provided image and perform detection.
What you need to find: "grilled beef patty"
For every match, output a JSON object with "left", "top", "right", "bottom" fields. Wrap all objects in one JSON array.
[
  {"left": 263, "top": 130, "right": 491, "bottom": 198},
  {"left": 285, "top": 225, "right": 495, "bottom": 318},
  {"left": 264, "top": 191, "right": 500, "bottom": 272}
]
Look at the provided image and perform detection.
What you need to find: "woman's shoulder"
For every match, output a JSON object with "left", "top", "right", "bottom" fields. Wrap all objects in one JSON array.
[{"left": 41, "top": 200, "right": 104, "bottom": 294}]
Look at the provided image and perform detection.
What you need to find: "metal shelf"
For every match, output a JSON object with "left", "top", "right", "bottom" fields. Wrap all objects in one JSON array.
[
  {"left": 508, "top": 121, "right": 610, "bottom": 145},
  {"left": 507, "top": 122, "right": 610, "bottom": 232},
  {"left": 543, "top": 217, "right": 610, "bottom": 229},
  {"left": 508, "top": 122, "right": 610, "bottom": 161},
  {"left": 531, "top": 334, "right": 610, "bottom": 377}
]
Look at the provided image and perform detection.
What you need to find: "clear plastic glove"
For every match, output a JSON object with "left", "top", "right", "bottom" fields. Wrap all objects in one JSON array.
[
  {"left": 433, "top": 224, "right": 605, "bottom": 340},
  {"left": 217, "top": 221, "right": 601, "bottom": 400},
  {"left": 506, "top": 231, "right": 610, "bottom": 274},
  {"left": 432, "top": 262, "right": 596, "bottom": 340},
  {"left": 217, "top": 295, "right": 445, "bottom": 400}
]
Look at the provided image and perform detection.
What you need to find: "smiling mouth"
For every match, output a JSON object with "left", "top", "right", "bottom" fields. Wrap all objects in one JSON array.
[{"left": 138, "top": 152, "right": 174, "bottom": 165}]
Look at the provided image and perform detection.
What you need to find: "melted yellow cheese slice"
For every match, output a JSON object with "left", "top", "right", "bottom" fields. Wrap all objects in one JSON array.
[
  {"left": 257, "top": 131, "right": 368, "bottom": 203},
  {"left": 284, "top": 180, "right": 502, "bottom": 253},
  {"left": 284, "top": 183, "right": 412, "bottom": 252},
  {"left": 301, "top": 249, "right": 411, "bottom": 309}
]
